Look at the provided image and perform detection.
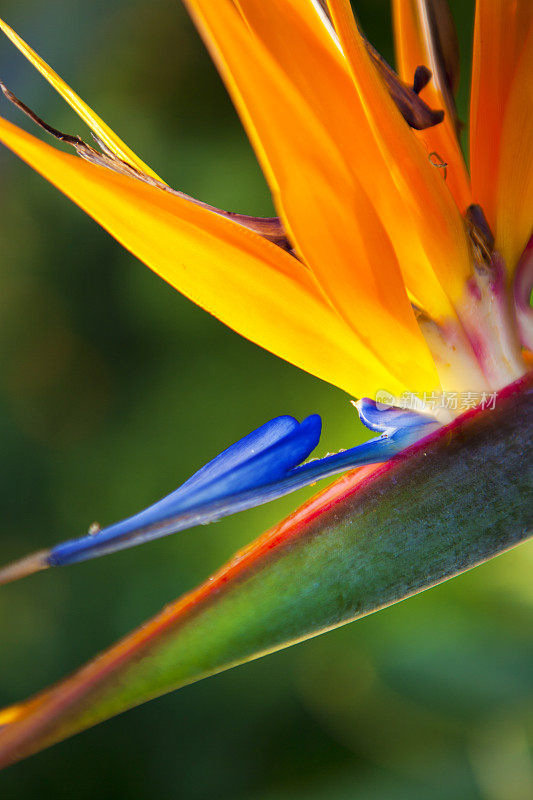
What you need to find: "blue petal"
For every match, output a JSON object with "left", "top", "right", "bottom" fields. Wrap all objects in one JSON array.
[
  {"left": 49, "top": 415, "right": 321, "bottom": 566},
  {"left": 47, "top": 404, "right": 439, "bottom": 567}
]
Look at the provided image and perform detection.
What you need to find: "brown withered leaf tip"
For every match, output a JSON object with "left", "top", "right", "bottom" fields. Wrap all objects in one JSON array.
[
  {"left": 412, "top": 65, "right": 432, "bottom": 95},
  {"left": 365, "top": 41, "right": 445, "bottom": 130},
  {"left": 0, "top": 80, "right": 294, "bottom": 253}
]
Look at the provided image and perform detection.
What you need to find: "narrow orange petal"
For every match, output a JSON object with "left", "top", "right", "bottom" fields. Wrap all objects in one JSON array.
[
  {"left": 184, "top": 0, "right": 441, "bottom": 393},
  {"left": 236, "top": 0, "right": 340, "bottom": 56},
  {"left": 324, "top": 0, "right": 471, "bottom": 316},
  {"left": 392, "top": 0, "right": 471, "bottom": 212},
  {"left": 493, "top": 26, "right": 533, "bottom": 273},
  {"left": 0, "top": 17, "right": 161, "bottom": 181},
  {"left": 470, "top": 0, "right": 533, "bottom": 260},
  {"left": 229, "top": 0, "right": 451, "bottom": 319},
  {"left": 0, "top": 116, "right": 418, "bottom": 398}
]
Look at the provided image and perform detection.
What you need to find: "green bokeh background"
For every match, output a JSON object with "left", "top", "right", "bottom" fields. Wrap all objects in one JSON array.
[{"left": 0, "top": 1, "right": 532, "bottom": 797}]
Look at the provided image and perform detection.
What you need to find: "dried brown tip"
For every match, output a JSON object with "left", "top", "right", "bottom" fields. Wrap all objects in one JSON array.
[
  {"left": 412, "top": 65, "right": 432, "bottom": 95},
  {"left": 365, "top": 44, "right": 444, "bottom": 130},
  {"left": 0, "top": 81, "right": 294, "bottom": 253},
  {"left": 308, "top": 5, "right": 445, "bottom": 130},
  {"left": 465, "top": 204, "right": 495, "bottom": 265},
  {"left": 0, "top": 550, "right": 50, "bottom": 587},
  {"left": 223, "top": 213, "right": 291, "bottom": 251},
  {"left": 0, "top": 80, "right": 92, "bottom": 151}
]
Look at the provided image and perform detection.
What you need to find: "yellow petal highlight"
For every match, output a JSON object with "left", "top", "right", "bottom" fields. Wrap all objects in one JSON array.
[
  {"left": 392, "top": 0, "right": 471, "bottom": 213},
  {"left": 0, "top": 705, "right": 25, "bottom": 726},
  {"left": 324, "top": 0, "right": 471, "bottom": 315},
  {"left": 183, "top": 0, "right": 440, "bottom": 390},
  {"left": 0, "top": 116, "right": 430, "bottom": 398},
  {"left": 470, "top": 0, "right": 533, "bottom": 270},
  {"left": 0, "top": 17, "right": 161, "bottom": 181}
]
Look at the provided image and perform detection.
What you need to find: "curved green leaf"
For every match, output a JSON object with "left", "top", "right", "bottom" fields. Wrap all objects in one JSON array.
[{"left": 0, "top": 373, "right": 531, "bottom": 768}]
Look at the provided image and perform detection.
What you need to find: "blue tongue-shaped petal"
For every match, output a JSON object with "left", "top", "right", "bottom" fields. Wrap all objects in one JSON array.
[
  {"left": 0, "top": 402, "right": 440, "bottom": 582},
  {"left": 107, "top": 415, "right": 303, "bottom": 531},
  {"left": 48, "top": 415, "right": 322, "bottom": 566},
  {"left": 177, "top": 415, "right": 301, "bottom": 495}
]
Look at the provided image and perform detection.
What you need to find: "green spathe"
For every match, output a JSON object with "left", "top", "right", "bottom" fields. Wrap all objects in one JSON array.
[{"left": 0, "top": 373, "right": 531, "bottom": 768}]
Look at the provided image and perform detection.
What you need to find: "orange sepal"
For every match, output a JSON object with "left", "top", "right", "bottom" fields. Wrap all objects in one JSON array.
[{"left": 0, "top": 115, "right": 415, "bottom": 398}]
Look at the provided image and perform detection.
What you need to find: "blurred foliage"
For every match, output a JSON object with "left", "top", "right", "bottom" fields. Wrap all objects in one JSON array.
[{"left": 0, "top": 0, "right": 531, "bottom": 797}]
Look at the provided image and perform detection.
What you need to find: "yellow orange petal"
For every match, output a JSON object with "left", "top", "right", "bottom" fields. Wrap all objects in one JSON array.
[
  {"left": 324, "top": 0, "right": 471, "bottom": 315},
  {"left": 392, "top": 0, "right": 471, "bottom": 212},
  {"left": 183, "top": 0, "right": 440, "bottom": 390},
  {"left": 223, "top": 0, "right": 470, "bottom": 319},
  {"left": 484, "top": 25, "right": 533, "bottom": 273},
  {"left": 0, "top": 116, "right": 430, "bottom": 398},
  {"left": 470, "top": 0, "right": 533, "bottom": 267},
  {"left": 0, "top": 17, "right": 161, "bottom": 181}
]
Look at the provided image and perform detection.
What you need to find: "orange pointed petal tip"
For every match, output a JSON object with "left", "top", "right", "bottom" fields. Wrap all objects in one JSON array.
[
  {"left": 0, "top": 16, "right": 162, "bottom": 181},
  {"left": 0, "top": 115, "right": 423, "bottom": 398}
]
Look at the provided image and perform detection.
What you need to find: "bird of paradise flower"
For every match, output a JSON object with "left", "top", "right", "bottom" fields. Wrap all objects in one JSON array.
[{"left": 0, "top": 0, "right": 531, "bottom": 768}]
